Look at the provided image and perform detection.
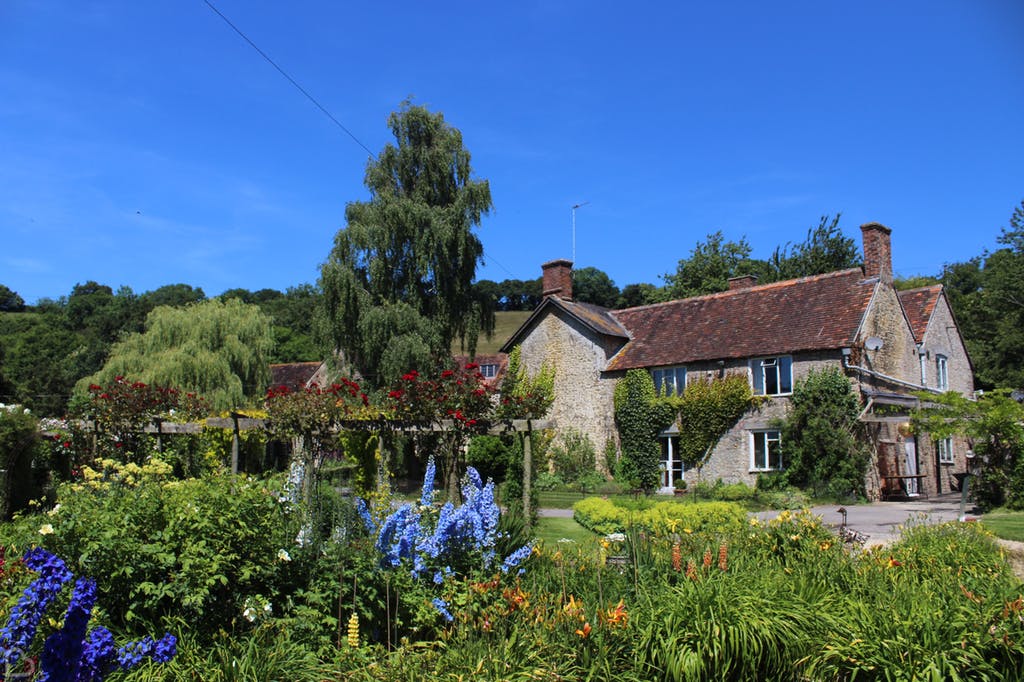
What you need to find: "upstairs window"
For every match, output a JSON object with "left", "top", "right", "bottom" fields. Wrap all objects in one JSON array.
[
  {"left": 751, "top": 430, "right": 782, "bottom": 471},
  {"left": 936, "top": 355, "right": 948, "bottom": 391},
  {"left": 751, "top": 356, "right": 792, "bottom": 396},
  {"left": 479, "top": 364, "right": 498, "bottom": 379},
  {"left": 652, "top": 366, "right": 687, "bottom": 396},
  {"left": 938, "top": 437, "right": 954, "bottom": 464},
  {"left": 919, "top": 352, "right": 928, "bottom": 386}
]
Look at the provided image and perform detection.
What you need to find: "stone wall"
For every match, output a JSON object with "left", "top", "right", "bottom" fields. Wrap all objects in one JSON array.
[
  {"left": 517, "top": 309, "right": 622, "bottom": 464},
  {"left": 685, "top": 352, "right": 842, "bottom": 488}
]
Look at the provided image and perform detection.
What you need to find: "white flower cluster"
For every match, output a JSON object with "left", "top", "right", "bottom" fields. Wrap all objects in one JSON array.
[
  {"left": 241, "top": 595, "right": 273, "bottom": 623},
  {"left": 0, "top": 403, "right": 30, "bottom": 415}
]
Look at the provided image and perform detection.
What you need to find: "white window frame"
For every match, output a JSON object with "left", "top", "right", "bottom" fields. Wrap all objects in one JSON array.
[
  {"left": 919, "top": 351, "right": 928, "bottom": 387},
  {"left": 479, "top": 363, "right": 498, "bottom": 379},
  {"left": 750, "top": 356, "right": 793, "bottom": 396},
  {"left": 938, "top": 437, "right": 954, "bottom": 465},
  {"left": 750, "top": 430, "right": 783, "bottom": 472},
  {"left": 936, "top": 355, "right": 948, "bottom": 391},
  {"left": 651, "top": 366, "right": 687, "bottom": 396}
]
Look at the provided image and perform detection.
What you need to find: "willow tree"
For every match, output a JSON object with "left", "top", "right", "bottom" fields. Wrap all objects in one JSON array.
[
  {"left": 78, "top": 298, "right": 273, "bottom": 410},
  {"left": 319, "top": 102, "right": 493, "bottom": 388}
]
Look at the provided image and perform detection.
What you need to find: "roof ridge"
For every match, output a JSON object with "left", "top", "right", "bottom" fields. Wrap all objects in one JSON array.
[
  {"left": 614, "top": 267, "right": 867, "bottom": 315},
  {"left": 897, "top": 284, "right": 943, "bottom": 295}
]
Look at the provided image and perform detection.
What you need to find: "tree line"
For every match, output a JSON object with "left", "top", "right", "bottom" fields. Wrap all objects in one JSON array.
[{"left": 1, "top": 99, "right": 1020, "bottom": 416}]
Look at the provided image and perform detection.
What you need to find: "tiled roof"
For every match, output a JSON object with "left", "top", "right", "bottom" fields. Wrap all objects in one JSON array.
[
  {"left": 500, "top": 296, "right": 628, "bottom": 353},
  {"left": 897, "top": 285, "right": 942, "bottom": 344},
  {"left": 606, "top": 268, "right": 876, "bottom": 371},
  {"left": 269, "top": 361, "right": 323, "bottom": 391}
]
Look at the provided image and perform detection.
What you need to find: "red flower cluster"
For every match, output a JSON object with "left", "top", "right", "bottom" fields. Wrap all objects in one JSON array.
[{"left": 387, "top": 365, "right": 494, "bottom": 429}]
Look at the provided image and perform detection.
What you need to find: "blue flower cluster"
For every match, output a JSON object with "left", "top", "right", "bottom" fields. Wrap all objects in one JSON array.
[
  {"left": 360, "top": 457, "right": 532, "bottom": 620},
  {"left": 0, "top": 548, "right": 177, "bottom": 682}
]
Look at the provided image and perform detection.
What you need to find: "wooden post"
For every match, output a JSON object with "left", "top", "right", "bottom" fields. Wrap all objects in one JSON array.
[
  {"left": 522, "top": 420, "right": 533, "bottom": 531},
  {"left": 153, "top": 418, "right": 163, "bottom": 454},
  {"left": 230, "top": 412, "right": 241, "bottom": 474}
]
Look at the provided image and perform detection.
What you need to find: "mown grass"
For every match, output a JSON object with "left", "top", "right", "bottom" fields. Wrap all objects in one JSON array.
[
  {"left": 532, "top": 516, "right": 597, "bottom": 547},
  {"left": 981, "top": 510, "right": 1024, "bottom": 542}
]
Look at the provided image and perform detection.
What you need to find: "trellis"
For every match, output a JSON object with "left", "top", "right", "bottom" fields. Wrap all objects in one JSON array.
[{"left": 51, "top": 416, "right": 552, "bottom": 526}]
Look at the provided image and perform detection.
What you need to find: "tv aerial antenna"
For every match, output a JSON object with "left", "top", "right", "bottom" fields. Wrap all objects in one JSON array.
[{"left": 571, "top": 201, "right": 589, "bottom": 264}]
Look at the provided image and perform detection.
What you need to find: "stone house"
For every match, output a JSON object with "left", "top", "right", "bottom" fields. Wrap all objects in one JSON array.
[{"left": 501, "top": 223, "right": 975, "bottom": 500}]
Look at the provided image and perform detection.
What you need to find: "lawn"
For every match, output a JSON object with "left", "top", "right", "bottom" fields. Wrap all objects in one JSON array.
[
  {"left": 532, "top": 515, "right": 596, "bottom": 547},
  {"left": 982, "top": 510, "right": 1024, "bottom": 542}
]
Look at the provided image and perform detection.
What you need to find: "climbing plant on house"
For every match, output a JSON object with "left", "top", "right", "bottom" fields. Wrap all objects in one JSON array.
[
  {"left": 779, "top": 367, "right": 869, "bottom": 500},
  {"left": 676, "top": 373, "right": 754, "bottom": 477},
  {"left": 613, "top": 369, "right": 676, "bottom": 492}
]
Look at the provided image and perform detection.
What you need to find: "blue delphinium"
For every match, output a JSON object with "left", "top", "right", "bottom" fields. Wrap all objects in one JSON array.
[
  {"left": 431, "top": 598, "right": 454, "bottom": 623},
  {"left": 0, "top": 547, "right": 73, "bottom": 670},
  {"left": 360, "top": 458, "right": 534, "bottom": 623},
  {"left": 0, "top": 548, "right": 177, "bottom": 682},
  {"left": 37, "top": 577, "right": 97, "bottom": 682},
  {"left": 420, "top": 456, "right": 437, "bottom": 507}
]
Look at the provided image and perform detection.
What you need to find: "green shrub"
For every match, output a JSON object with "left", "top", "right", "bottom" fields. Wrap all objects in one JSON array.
[
  {"left": 0, "top": 471, "right": 314, "bottom": 640},
  {"left": 0, "top": 404, "right": 46, "bottom": 518},
  {"left": 572, "top": 496, "right": 746, "bottom": 536},
  {"left": 548, "top": 429, "right": 597, "bottom": 485}
]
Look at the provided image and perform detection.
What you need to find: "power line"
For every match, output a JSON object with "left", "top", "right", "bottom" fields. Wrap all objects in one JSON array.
[
  {"left": 202, "top": 0, "right": 377, "bottom": 159},
  {"left": 202, "top": 1, "right": 514, "bottom": 281}
]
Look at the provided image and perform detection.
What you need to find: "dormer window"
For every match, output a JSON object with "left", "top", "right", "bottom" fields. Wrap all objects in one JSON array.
[
  {"left": 479, "top": 364, "right": 498, "bottom": 379},
  {"left": 751, "top": 356, "right": 792, "bottom": 396},
  {"left": 936, "top": 355, "right": 948, "bottom": 391},
  {"left": 652, "top": 366, "right": 687, "bottom": 396}
]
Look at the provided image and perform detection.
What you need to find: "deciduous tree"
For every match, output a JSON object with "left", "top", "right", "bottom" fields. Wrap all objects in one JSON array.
[{"left": 319, "top": 102, "right": 493, "bottom": 387}]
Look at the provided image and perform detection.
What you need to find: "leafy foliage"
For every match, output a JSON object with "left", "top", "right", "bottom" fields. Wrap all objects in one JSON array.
[
  {"left": 496, "top": 346, "right": 555, "bottom": 419},
  {"left": 939, "top": 200, "right": 1024, "bottom": 389},
  {"left": 571, "top": 267, "right": 620, "bottom": 308},
  {"left": 572, "top": 496, "right": 746, "bottom": 536},
  {"left": 318, "top": 102, "right": 493, "bottom": 387},
  {"left": 912, "top": 388, "right": 1024, "bottom": 510},
  {"left": 675, "top": 374, "right": 754, "bottom": 470},
  {"left": 80, "top": 298, "right": 273, "bottom": 411},
  {"left": 613, "top": 370, "right": 676, "bottom": 492},
  {"left": 779, "top": 367, "right": 870, "bottom": 500},
  {"left": 0, "top": 404, "right": 45, "bottom": 518}
]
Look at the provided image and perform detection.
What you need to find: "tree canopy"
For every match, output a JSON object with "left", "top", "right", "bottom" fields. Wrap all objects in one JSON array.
[
  {"left": 79, "top": 298, "right": 273, "bottom": 410},
  {"left": 572, "top": 266, "right": 620, "bottom": 308},
  {"left": 319, "top": 102, "right": 494, "bottom": 387},
  {"left": 937, "top": 200, "right": 1024, "bottom": 389}
]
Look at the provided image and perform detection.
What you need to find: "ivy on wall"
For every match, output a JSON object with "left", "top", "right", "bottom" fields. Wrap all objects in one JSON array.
[
  {"left": 676, "top": 373, "right": 755, "bottom": 470},
  {"left": 613, "top": 369, "right": 676, "bottom": 491}
]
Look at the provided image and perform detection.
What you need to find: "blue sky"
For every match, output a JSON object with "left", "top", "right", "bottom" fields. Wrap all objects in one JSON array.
[{"left": 2, "top": 1, "right": 1022, "bottom": 305}]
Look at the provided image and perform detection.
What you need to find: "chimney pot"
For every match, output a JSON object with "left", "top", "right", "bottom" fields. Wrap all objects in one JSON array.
[
  {"left": 861, "top": 222, "right": 893, "bottom": 284},
  {"left": 541, "top": 259, "right": 574, "bottom": 300},
  {"left": 728, "top": 275, "right": 759, "bottom": 291}
]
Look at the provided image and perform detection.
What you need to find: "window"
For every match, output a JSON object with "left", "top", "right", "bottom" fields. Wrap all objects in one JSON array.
[
  {"left": 936, "top": 355, "right": 948, "bottom": 391},
  {"left": 751, "top": 356, "right": 792, "bottom": 396},
  {"left": 751, "top": 430, "right": 782, "bottom": 471},
  {"left": 919, "top": 352, "right": 928, "bottom": 386},
  {"left": 479, "top": 364, "right": 498, "bottom": 379},
  {"left": 652, "top": 366, "right": 687, "bottom": 396},
  {"left": 938, "top": 437, "right": 954, "bottom": 464}
]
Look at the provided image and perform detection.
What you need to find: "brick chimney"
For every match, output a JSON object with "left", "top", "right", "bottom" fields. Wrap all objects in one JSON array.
[
  {"left": 542, "top": 259, "right": 573, "bottom": 300},
  {"left": 728, "top": 275, "right": 759, "bottom": 291},
  {"left": 861, "top": 222, "right": 893, "bottom": 284}
]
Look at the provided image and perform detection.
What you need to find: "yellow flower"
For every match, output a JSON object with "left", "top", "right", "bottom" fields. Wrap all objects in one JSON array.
[
  {"left": 819, "top": 541, "right": 832, "bottom": 551},
  {"left": 347, "top": 612, "right": 360, "bottom": 648},
  {"left": 683, "top": 527, "right": 693, "bottom": 535},
  {"left": 39, "top": 524, "right": 54, "bottom": 535}
]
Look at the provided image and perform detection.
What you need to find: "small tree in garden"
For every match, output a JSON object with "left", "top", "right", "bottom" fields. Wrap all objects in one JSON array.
[
  {"left": 912, "top": 388, "right": 1024, "bottom": 510},
  {"left": 676, "top": 374, "right": 755, "bottom": 486},
  {"left": 779, "top": 367, "right": 869, "bottom": 500},
  {"left": 614, "top": 370, "right": 676, "bottom": 492}
]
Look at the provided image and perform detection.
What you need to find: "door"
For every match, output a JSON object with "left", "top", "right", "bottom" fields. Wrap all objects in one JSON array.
[{"left": 903, "top": 440, "right": 919, "bottom": 496}]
